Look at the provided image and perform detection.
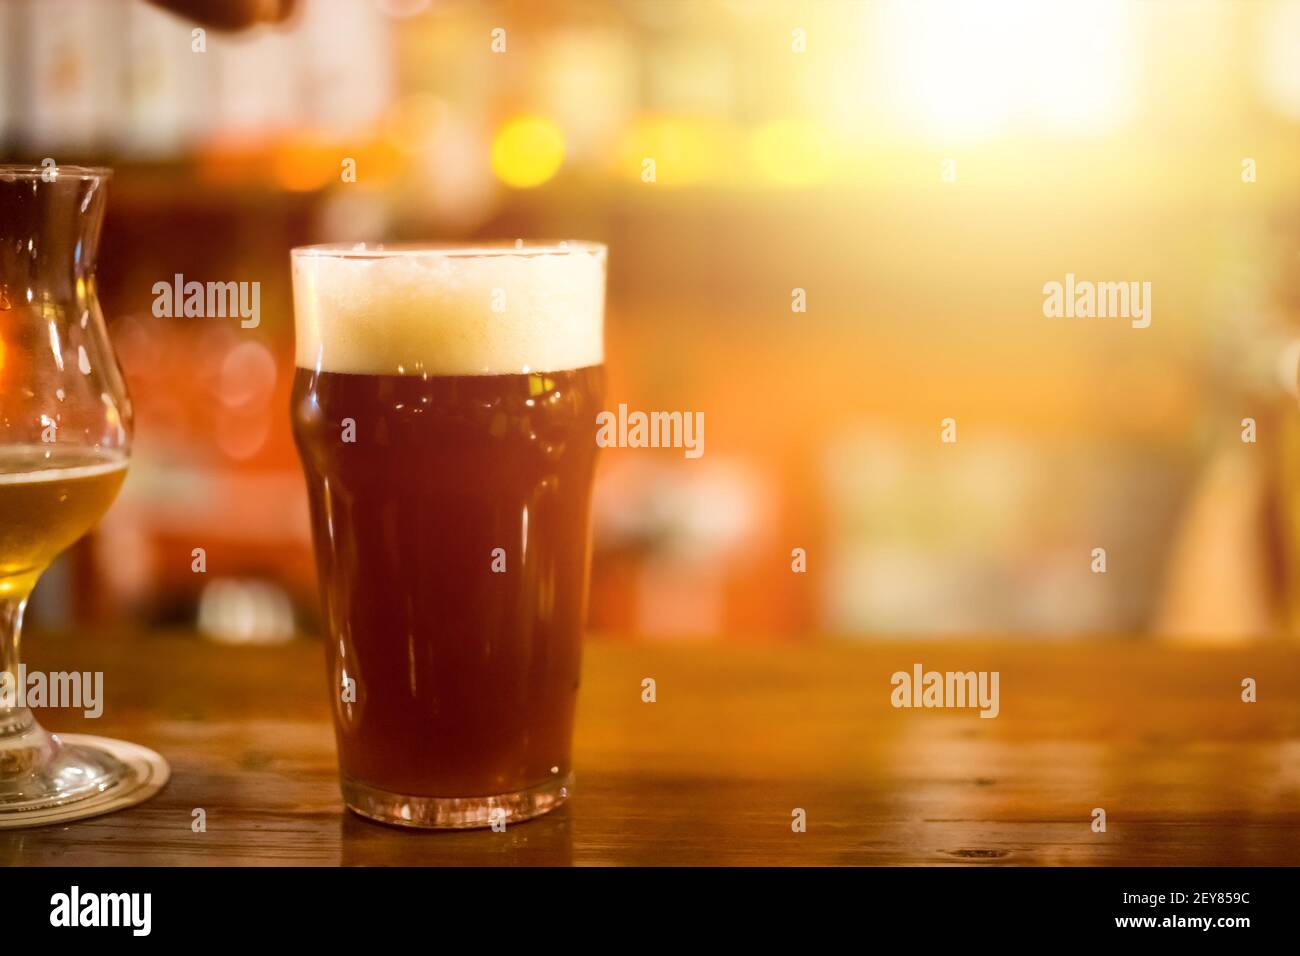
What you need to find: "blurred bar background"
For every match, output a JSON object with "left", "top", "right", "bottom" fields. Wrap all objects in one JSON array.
[{"left": 2, "top": 0, "right": 1300, "bottom": 644}]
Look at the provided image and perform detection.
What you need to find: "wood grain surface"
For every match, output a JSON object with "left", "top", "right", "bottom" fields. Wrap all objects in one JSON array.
[{"left": 4, "top": 632, "right": 1298, "bottom": 865}]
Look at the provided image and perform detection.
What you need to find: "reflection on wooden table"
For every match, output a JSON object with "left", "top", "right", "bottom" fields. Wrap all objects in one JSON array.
[{"left": 4, "top": 633, "right": 1297, "bottom": 866}]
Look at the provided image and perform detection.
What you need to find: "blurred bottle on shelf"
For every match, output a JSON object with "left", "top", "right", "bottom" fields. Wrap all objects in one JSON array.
[{"left": 1, "top": 0, "right": 391, "bottom": 160}]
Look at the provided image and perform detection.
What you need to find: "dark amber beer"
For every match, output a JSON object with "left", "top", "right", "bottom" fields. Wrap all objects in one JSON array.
[{"left": 290, "top": 243, "right": 605, "bottom": 828}]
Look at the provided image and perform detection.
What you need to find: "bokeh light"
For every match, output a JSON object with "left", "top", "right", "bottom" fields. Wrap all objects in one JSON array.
[{"left": 491, "top": 115, "right": 566, "bottom": 189}]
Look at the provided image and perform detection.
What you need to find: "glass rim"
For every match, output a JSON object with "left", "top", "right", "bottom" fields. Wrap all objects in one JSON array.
[
  {"left": 291, "top": 240, "right": 606, "bottom": 260},
  {"left": 0, "top": 164, "right": 112, "bottom": 182}
]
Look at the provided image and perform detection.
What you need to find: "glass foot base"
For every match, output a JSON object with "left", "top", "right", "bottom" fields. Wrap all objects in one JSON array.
[
  {"left": 0, "top": 714, "right": 128, "bottom": 813},
  {"left": 342, "top": 772, "right": 572, "bottom": 830}
]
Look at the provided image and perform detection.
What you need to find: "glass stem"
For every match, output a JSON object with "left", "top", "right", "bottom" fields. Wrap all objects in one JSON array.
[{"left": 0, "top": 592, "right": 32, "bottom": 737}]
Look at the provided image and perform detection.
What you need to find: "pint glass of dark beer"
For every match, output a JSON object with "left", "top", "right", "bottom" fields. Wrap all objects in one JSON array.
[{"left": 290, "top": 242, "right": 605, "bottom": 828}]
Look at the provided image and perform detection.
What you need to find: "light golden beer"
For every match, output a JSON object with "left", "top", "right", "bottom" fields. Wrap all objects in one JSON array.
[{"left": 0, "top": 446, "right": 127, "bottom": 598}]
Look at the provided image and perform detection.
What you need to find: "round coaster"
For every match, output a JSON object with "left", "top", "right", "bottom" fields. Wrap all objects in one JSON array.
[{"left": 0, "top": 735, "right": 170, "bottom": 830}]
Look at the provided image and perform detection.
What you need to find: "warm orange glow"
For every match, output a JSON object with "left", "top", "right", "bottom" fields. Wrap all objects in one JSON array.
[{"left": 269, "top": 137, "right": 341, "bottom": 193}]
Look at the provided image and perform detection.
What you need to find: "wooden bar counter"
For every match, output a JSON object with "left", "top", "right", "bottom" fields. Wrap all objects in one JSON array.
[{"left": 4, "top": 632, "right": 1298, "bottom": 865}]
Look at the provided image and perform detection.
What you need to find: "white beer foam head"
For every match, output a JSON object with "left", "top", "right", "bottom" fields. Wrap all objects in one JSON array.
[{"left": 291, "top": 242, "right": 606, "bottom": 376}]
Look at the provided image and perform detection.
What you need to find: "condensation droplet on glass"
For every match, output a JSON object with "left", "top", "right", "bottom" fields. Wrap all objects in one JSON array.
[{"left": 78, "top": 344, "right": 92, "bottom": 374}]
